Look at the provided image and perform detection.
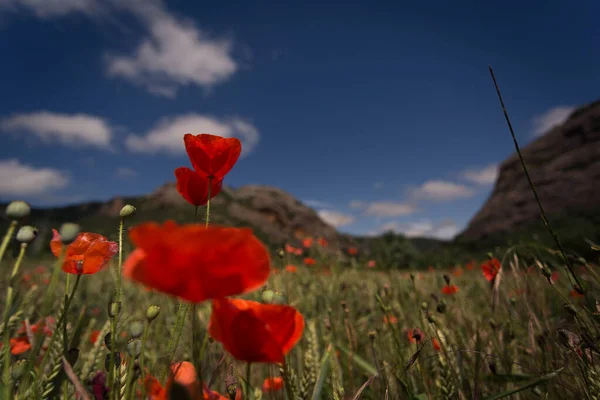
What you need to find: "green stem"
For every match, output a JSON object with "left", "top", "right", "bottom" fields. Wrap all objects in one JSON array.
[
  {"left": 124, "top": 357, "right": 135, "bottom": 400},
  {"left": 2, "top": 243, "right": 27, "bottom": 399},
  {"left": 0, "top": 220, "right": 17, "bottom": 265},
  {"left": 245, "top": 362, "right": 252, "bottom": 400},
  {"left": 488, "top": 66, "right": 585, "bottom": 294},
  {"left": 139, "top": 322, "right": 150, "bottom": 398},
  {"left": 205, "top": 177, "right": 212, "bottom": 227},
  {"left": 109, "top": 218, "right": 125, "bottom": 396},
  {"left": 162, "top": 303, "right": 190, "bottom": 382}
]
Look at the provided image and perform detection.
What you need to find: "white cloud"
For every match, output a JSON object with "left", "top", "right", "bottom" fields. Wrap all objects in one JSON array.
[
  {"left": 375, "top": 219, "right": 459, "bottom": 240},
  {"left": 0, "top": 111, "right": 112, "bottom": 149},
  {"left": 364, "top": 201, "right": 417, "bottom": 217},
  {"left": 126, "top": 114, "right": 259, "bottom": 156},
  {"left": 115, "top": 167, "right": 137, "bottom": 179},
  {"left": 461, "top": 164, "right": 498, "bottom": 185},
  {"left": 317, "top": 210, "right": 356, "bottom": 228},
  {"left": 411, "top": 180, "right": 475, "bottom": 202},
  {"left": 532, "top": 106, "right": 575, "bottom": 137},
  {"left": 0, "top": 159, "right": 69, "bottom": 196},
  {"left": 349, "top": 200, "right": 366, "bottom": 210},
  {"left": 0, "top": 0, "right": 101, "bottom": 18},
  {"left": 106, "top": 0, "right": 237, "bottom": 97},
  {"left": 304, "top": 199, "right": 333, "bottom": 209}
]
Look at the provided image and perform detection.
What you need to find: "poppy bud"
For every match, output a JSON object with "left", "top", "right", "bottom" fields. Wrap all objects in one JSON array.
[
  {"left": 146, "top": 305, "right": 160, "bottom": 322},
  {"left": 276, "top": 249, "right": 285, "bottom": 259},
  {"left": 108, "top": 301, "right": 121, "bottom": 318},
  {"left": 510, "top": 297, "right": 517, "bottom": 307},
  {"left": 119, "top": 205, "right": 136, "bottom": 218},
  {"left": 443, "top": 275, "right": 451, "bottom": 285},
  {"left": 573, "top": 285, "right": 584, "bottom": 295},
  {"left": 436, "top": 300, "right": 447, "bottom": 314},
  {"left": 427, "top": 314, "right": 436, "bottom": 324},
  {"left": 261, "top": 289, "right": 275, "bottom": 304},
  {"left": 16, "top": 226, "right": 37, "bottom": 244},
  {"left": 11, "top": 359, "right": 27, "bottom": 380},
  {"left": 6, "top": 200, "right": 30, "bottom": 220},
  {"left": 410, "top": 273, "right": 416, "bottom": 282},
  {"left": 421, "top": 302, "right": 428, "bottom": 311},
  {"left": 490, "top": 319, "right": 497, "bottom": 330},
  {"left": 488, "top": 361, "right": 497, "bottom": 375},
  {"left": 368, "top": 331, "right": 377, "bottom": 341},
  {"left": 127, "top": 339, "right": 142, "bottom": 359},
  {"left": 129, "top": 320, "right": 145, "bottom": 339},
  {"left": 59, "top": 223, "right": 80, "bottom": 244},
  {"left": 272, "top": 291, "right": 286, "bottom": 305}
]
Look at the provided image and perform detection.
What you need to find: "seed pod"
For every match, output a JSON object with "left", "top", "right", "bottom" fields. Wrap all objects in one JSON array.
[
  {"left": 16, "top": 226, "right": 37, "bottom": 243},
  {"left": 119, "top": 205, "right": 136, "bottom": 218},
  {"left": 127, "top": 339, "right": 142, "bottom": 359},
  {"left": 129, "top": 320, "right": 145, "bottom": 339},
  {"left": 146, "top": 305, "right": 161, "bottom": 322},
  {"left": 6, "top": 200, "right": 31, "bottom": 220},
  {"left": 59, "top": 223, "right": 80, "bottom": 244}
]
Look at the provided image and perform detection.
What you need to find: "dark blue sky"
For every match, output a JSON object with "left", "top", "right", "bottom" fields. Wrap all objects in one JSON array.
[{"left": 0, "top": 0, "right": 598, "bottom": 238}]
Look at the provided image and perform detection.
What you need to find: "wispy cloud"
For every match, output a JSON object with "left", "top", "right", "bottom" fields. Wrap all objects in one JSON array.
[
  {"left": 105, "top": 0, "right": 237, "bottom": 97},
  {"left": 303, "top": 199, "right": 333, "bottom": 209},
  {"left": 115, "top": 167, "right": 137, "bottom": 179},
  {"left": 375, "top": 219, "right": 459, "bottom": 240},
  {"left": 0, "top": 0, "right": 102, "bottom": 18},
  {"left": 0, "top": 159, "right": 69, "bottom": 196},
  {"left": 363, "top": 201, "right": 417, "bottom": 217},
  {"left": 410, "top": 180, "right": 475, "bottom": 202},
  {"left": 126, "top": 114, "right": 259, "bottom": 156},
  {"left": 531, "top": 106, "right": 575, "bottom": 137},
  {"left": 0, "top": 111, "right": 113, "bottom": 149},
  {"left": 461, "top": 164, "right": 498, "bottom": 185},
  {"left": 317, "top": 210, "right": 356, "bottom": 228}
]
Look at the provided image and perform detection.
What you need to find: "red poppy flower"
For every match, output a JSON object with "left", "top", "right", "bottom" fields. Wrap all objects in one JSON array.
[
  {"left": 347, "top": 247, "right": 358, "bottom": 256},
  {"left": 35, "top": 265, "right": 48, "bottom": 274},
  {"left": 317, "top": 237, "right": 328, "bottom": 247},
  {"left": 452, "top": 267, "right": 463, "bottom": 277},
  {"left": 481, "top": 258, "right": 501, "bottom": 282},
  {"left": 123, "top": 221, "right": 270, "bottom": 303},
  {"left": 303, "top": 257, "right": 316, "bottom": 266},
  {"left": 466, "top": 262, "right": 475, "bottom": 271},
  {"left": 50, "top": 230, "right": 118, "bottom": 275},
  {"left": 432, "top": 338, "right": 441, "bottom": 351},
  {"left": 303, "top": 238, "right": 313, "bottom": 248},
  {"left": 551, "top": 271, "right": 559, "bottom": 284},
  {"left": 570, "top": 289, "right": 584, "bottom": 298},
  {"left": 10, "top": 337, "right": 31, "bottom": 355},
  {"left": 367, "top": 260, "right": 376, "bottom": 268},
  {"left": 407, "top": 328, "right": 423, "bottom": 344},
  {"left": 175, "top": 167, "right": 223, "bottom": 206},
  {"left": 184, "top": 133, "right": 242, "bottom": 180},
  {"left": 285, "top": 265, "right": 297, "bottom": 273},
  {"left": 441, "top": 285, "right": 459, "bottom": 295},
  {"left": 262, "top": 377, "right": 284, "bottom": 392},
  {"left": 89, "top": 330, "right": 101, "bottom": 344},
  {"left": 145, "top": 361, "right": 207, "bottom": 400},
  {"left": 18, "top": 316, "right": 54, "bottom": 337},
  {"left": 208, "top": 298, "right": 304, "bottom": 363},
  {"left": 383, "top": 315, "right": 398, "bottom": 325},
  {"left": 284, "top": 244, "right": 296, "bottom": 254},
  {"left": 293, "top": 248, "right": 303, "bottom": 256}
]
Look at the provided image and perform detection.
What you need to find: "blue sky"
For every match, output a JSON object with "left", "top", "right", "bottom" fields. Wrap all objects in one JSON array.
[{"left": 0, "top": 0, "right": 598, "bottom": 239}]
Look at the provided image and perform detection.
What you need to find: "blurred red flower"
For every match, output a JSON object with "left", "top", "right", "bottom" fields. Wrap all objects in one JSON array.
[
  {"left": 123, "top": 221, "right": 270, "bottom": 303},
  {"left": 9, "top": 337, "right": 31, "bottom": 355},
  {"left": 317, "top": 237, "right": 328, "bottom": 247},
  {"left": 89, "top": 330, "right": 101, "bottom": 344},
  {"left": 183, "top": 133, "right": 241, "bottom": 180},
  {"left": 303, "top": 237, "right": 313, "bottom": 248},
  {"left": 262, "top": 377, "right": 284, "bottom": 392},
  {"left": 384, "top": 315, "right": 398, "bottom": 325},
  {"left": 304, "top": 257, "right": 316, "bottom": 266},
  {"left": 481, "top": 258, "right": 501, "bottom": 282},
  {"left": 209, "top": 298, "right": 304, "bottom": 363},
  {"left": 50, "top": 230, "right": 118, "bottom": 275},
  {"left": 432, "top": 338, "right": 441, "bottom": 351},
  {"left": 347, "top": 247, "right": 358, "bottom": 256},
  {"left": 442, "top": 285, "right": 459, "bottom": 295},
  {"left": 285, "top": 265, "right": 297, "bottom": 273},
  {"left": 367, "top": 260, "right": 376, "bottom": 268}
]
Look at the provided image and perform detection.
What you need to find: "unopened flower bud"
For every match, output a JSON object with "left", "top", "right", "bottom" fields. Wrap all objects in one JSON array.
[
  {"left": 436, "top": 300, "right": 447, "bottom": 314},
  {"left": 59, "top": 223, "right": 80, "bottom": 244},
  {"left": 276, "top": 249, "right": 285, "bottom": 259},
  {"left": 443, "top": 274, "right": 451, "bottom": 285},
  {"left": 261, "top": 289, "right": 275, "bottom": 304},
  {"left": 104, "top": 333, "right": 113, "bottom": 350},
  {"left": 108, "top": 301, "right": 121, "bottom": 318},
  {"left": 420, "top": 302, "right": 428, "bottom": 311},
  {"left": 11, "top": 359, "right": 27, "bottom": 380},
  {"left": 272, "top": 291, "right": 286, "bottom": 305},
  {"left": 427, "top": 314, "right": 436, "bottom": 324},
  {"left": 127, "top": 339, "right": 142, "bottom": 359},
  {"left": 6, "top": 200, "right": 30, "bottom": 220},
  {"left": 105, "top": 352, "right": 121, "bottom": 371},
  {"left": 129, "top": 320, "right": 145, "bottom": 339},
  {"left": 16, "top": 226, "right": 37, "bottom": 243},
  {"left": 410, "top": 273, "right": 416, "bottom": 282},
  {"left": 146, "top": 305, "right": 160, "bottom": 322},
  {"left": 119, "top": 205, "right": 136, "bottom": 218},
  {"left": 368, "top": 331, "right": 377, "bottom": 341},
  {"left": 411, "top": 328, "right": 423, "bottom": 343}
]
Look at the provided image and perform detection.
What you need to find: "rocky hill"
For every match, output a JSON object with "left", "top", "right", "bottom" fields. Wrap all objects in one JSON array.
[
  {"left": 460, "top": 98, "right": 600, "bottom": 243},
  {"left": 1, "top": 183, "right": 347, "bottom": 257}
]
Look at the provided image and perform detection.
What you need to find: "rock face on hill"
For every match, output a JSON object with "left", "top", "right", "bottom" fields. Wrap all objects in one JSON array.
[{"left": 461, "top": 99, "right": 600, "bottom": 240}]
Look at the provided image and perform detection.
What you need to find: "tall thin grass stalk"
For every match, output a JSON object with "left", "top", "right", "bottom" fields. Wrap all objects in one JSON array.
[
  {"left": 2, "top": 242, "right": 27, "bottom": 399},
  {"left": 488, "top": 65, "right": 585, "bottom": 294},
  {"left": 108, "top": 217, "right": 125, "bottom": 396}
]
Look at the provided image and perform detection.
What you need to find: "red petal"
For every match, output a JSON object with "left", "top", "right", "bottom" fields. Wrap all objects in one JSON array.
[
  {"left": 174, "top": 167, "right": 223, "bottom": 206},
  {"left": 184, "top": 134, "right": 242, "bottom": 179}
]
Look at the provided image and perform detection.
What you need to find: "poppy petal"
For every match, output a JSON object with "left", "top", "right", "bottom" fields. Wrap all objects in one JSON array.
[
  {"left": 184, "top": 134, "right": 242, "bottom": 179},
  {"left": 175, "top": 167, "right": 223, "bottom": 206},
  {"left": 50, "top": 229, "right": 63, "bottom": 257}
]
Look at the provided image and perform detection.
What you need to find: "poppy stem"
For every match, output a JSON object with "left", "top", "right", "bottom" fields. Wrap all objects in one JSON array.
[
  {"left": 205, "top": 176, "right": 212, "bottom": 227},
  {"left": 109, "top": 218, "right": 125, "bottom": 396},
  {"left": 0, "top": 220, "right": 17, "bottom": 265},
  {"left": 2, "top": 242, "right": 27, "bottom": 399},
  {"left": 245, "top": 362, "right": 252, "bottom": 400}
]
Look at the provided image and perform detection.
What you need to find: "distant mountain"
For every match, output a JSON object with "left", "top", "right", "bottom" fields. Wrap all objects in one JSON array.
[
  {"left": 458, "top": 98, "right": 600, "bottom": 255},
  {"left": 0, "top": 183, "right": 351, "bottom": 257}
]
